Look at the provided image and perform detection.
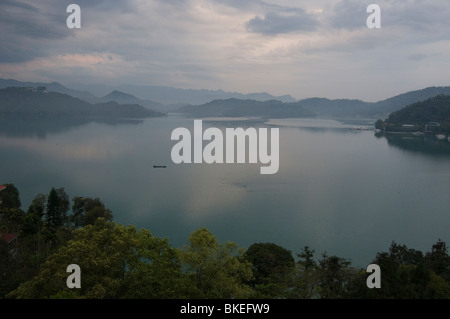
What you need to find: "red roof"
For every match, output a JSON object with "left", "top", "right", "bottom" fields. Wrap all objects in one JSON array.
[
  {"left": 0, "top": 185, "right": 5, "bottom": 191},
  {"left": 0, "top": 232, "right": 17, "bottom": 244}
]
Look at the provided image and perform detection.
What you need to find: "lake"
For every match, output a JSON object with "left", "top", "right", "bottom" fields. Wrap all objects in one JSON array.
[{"left": 1, "top": 114, "right": 449, "bottom": 267}]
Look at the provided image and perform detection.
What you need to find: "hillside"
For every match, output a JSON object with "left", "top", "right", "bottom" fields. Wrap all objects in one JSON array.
[
  {"left": 0, "top": 78, "right": 96, "bottom": 101},
  {"left": 377, "top": 95, "right": 450, "bottom": 133},
  {"left": 178, "top": 98, "right": 315, "bottom": 118},
  {"left": 0, "top": 87, "right": 165, "bottom": 118},
  {"left": 103, "top": 85, "right": 297, "bottom": 105},
  {"left": 179, "top": 87, "right": 450, "bottom": 120},
  {"left": 95, "top": 90, "right": 168, "bottom": 112}
]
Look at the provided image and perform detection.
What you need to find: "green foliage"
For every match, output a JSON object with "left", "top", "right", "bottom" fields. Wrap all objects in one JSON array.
[
  {"left": 381, "top": 95, "right": 450, "bottom": 133},
  {"left": 317, "top": 252, "right": 354, "bottom": 299},
  {"left": 8, "top": 219, "right": 186, "bottom": 299},
  {"left": 244, "top": 242, "right": 295, "bottom": 298},
  {"left": 424, "top": 239, "right": 450, "bottom": 280},
  {"left": 179, "top": 228, "right": 253, "bottom": 299},
  {"left": 45, "top": 188, "right": 63, "bottom": 233},
  {"left": 0, "top": 183, "right": 21, "bottom": 210},
  {"left": 348, "top": 240, "right": 450, "bottom": 299},
  {"left": 245, "top": 243, "right": 295, "bottom": 285},
  {"left": 71, "top": 197, "right": 113, "bottom": 227}
]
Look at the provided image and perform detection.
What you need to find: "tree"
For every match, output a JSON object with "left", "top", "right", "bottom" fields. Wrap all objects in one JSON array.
[
  {"left": 71, "top": 197, "right": 113, "bottom": 228},
  {"left": 45, "top": 188, "right": 69, "bottom": 233},
  {"left": 289, "top": 246, "right": 321, "bottom": 299},
  {"left": 179, "top": 228, "right": 253, "bottom": 298},
  {"left": 45, "top": 188, "right": 62, "bottom": 232},
  {"left": 244, "top": 242, "right": 295, "bottom": 298},
  {"left": 0, "top": 183, "right": 21, "bottom": 210},
  {"left": 297, "top": 246, "right": 316, "bottom": 271},
  {"left": 388, "top": 241, "right": 424, "bottom": 265},
  {"left": 347, "top": 241, "right": 450, "bottom": 299},
  {"left": 424, "top": 239, "right": 450, "bottom": 280},
  {"left": 245, "top": 243, "right": 295, "bottom": 285},
  {"left": 7, "top": 219, "right": 187, "bottom": 299},
  {"left": 317, "top": 252, "right": 353, "bottom": 299}
]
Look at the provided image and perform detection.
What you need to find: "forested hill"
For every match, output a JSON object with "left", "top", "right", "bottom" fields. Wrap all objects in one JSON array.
[
  {"left": 0, "top": 87, "right": 165, "bottom": 118},
  {"left": 178, "top": 86, "right": 450, "bottom": 119},
  {"left": 378, "top": 95, "right": 450, "bottom": 133},
  {"left": 178, "top": 98, "right": 315, "bottom": 118}
]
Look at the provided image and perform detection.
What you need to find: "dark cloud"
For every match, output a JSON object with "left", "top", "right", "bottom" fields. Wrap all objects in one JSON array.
[
  {"left": 327, "top": 0, "right": 368, "bottom": 30},
  {"left": 408, "top": 54, "right": 427, "bottom": 61},
  {"left": 0, "top": 0, "right": 71, "bottom": 62},
  {"left": 0, "top": 0, "right": 68, "bottom": 39},
  {"left": 0, "top": 0, "right": 139, "bottom": 63},
  {"left": 246, "top": 8, "right": 319, "bottom": 35}
]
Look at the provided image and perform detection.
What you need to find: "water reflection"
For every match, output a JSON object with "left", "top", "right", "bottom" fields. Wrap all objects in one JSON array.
[
  {"left": 380, "top": 134, "right": 450, "bottom": 157},
  {"left": 0, "top": 116, "right": 144, "bottom": 139}
]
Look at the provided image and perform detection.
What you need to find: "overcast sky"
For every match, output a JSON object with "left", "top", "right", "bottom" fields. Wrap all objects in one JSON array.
[{"left": 1, "top": 0, "right": 450, "bottom": 101}]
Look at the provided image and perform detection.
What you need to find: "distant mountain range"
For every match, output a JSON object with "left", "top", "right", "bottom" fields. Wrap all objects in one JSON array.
[
  {"left": 179, "top": 87, "right": 450, "bottom": 119},
  {"left": 1, "top": 78, "right": 450, "bottom": 120},
  {"left": 0, "top": 79, "right": 296, "bottom": 106},
  {"left": 71, "top": 83, "right": 298, "bottom": 105},
  {"left": 0, "top": 79, "right": 96, "bottom": 101},
  {"left": 179, "top": 99, "right": 315, "bottom": 118},
  {"left": 0, "top": 87, "right": 165, "bottom": 118}
]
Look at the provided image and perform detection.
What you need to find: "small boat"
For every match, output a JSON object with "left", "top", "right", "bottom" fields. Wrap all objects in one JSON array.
[
  {"left": 153, "top": 165, "right": 167, "bottom": 168},
  {"left": 436, "top": 134, "right": 446, "bottom": 140},
  {"left": 412, "top": 131, "right": 424, "bottom": 136}
]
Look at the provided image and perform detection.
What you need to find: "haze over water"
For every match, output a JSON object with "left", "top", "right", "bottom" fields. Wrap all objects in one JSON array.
[{"left": 1, "top": 115, "right": 449, "bottom": 267}]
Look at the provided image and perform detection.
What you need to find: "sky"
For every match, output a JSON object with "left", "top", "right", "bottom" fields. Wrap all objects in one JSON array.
[{"left": 1, "top": 0, "right": 450, "bottom": 102}]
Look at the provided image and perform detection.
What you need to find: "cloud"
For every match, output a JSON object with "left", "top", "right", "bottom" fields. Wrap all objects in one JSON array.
[
  {"left": 328, "top": 0, "right": 450, "bottom": 35},
  {"left": 246, "top": 8, "right": 319, "bottom": 35},
  {"left": 1, "top": 0, "right": 450, "bottom": 101},
  {"left": 0, "top": 0, "right": 70, "bottom": 62}
]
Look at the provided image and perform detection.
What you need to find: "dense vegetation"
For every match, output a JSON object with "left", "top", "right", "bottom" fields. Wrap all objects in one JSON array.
[
  {"left": 376, "top": 95, "right": 450, "bottom": 133},
  {"left": 0, "top": 87, "right": 165, "bottom": 118},
  {"left": 1, "top": 184, "right": 450, "bottom": 299}
]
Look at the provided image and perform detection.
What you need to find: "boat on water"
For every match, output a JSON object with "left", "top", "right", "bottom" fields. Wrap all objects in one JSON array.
[
  {"left": 412, "top": 131, "right": 424, "bottom": 136},
  {"left": 436, "top": 134, "right": 446, "bottom": 140}
]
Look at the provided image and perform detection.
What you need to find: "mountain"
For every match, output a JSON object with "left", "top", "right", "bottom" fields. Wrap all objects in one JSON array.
[
  {"left": 298, "top": 98, "right": 370, "bottom": 118},
  {"left": 95, "top": 90, "right": 171, "bottom": 112},
  {"left": 177, "top": 86, "right": 450, "bottom": 120},
  {"left": 266, "top": 86, "right": 450, "bottom": 119},
  {"left": 370, "top": 86, "right": 450, "bottom": 117},
  {"left": 70, "top": 83, "right": 298, "bottom": 105},
  {"left": 0, "top": 87, "right": 165, "bottom": 118},
  {"left": 2, "top": 79, "right": 450, "bottom": 120},
  {"left": 378, "top": 95, "right": 450, "bottom": 133},
  {"left": 0, "top": 79, "right": 96, "bottom": 101},
  {"left": 178, "top": 98, "right": 315, "bottom": 118}
]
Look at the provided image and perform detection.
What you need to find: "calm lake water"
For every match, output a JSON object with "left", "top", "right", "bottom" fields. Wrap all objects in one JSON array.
[{"left": 1, "top": 114, "right": 449, "bottom": 267}]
